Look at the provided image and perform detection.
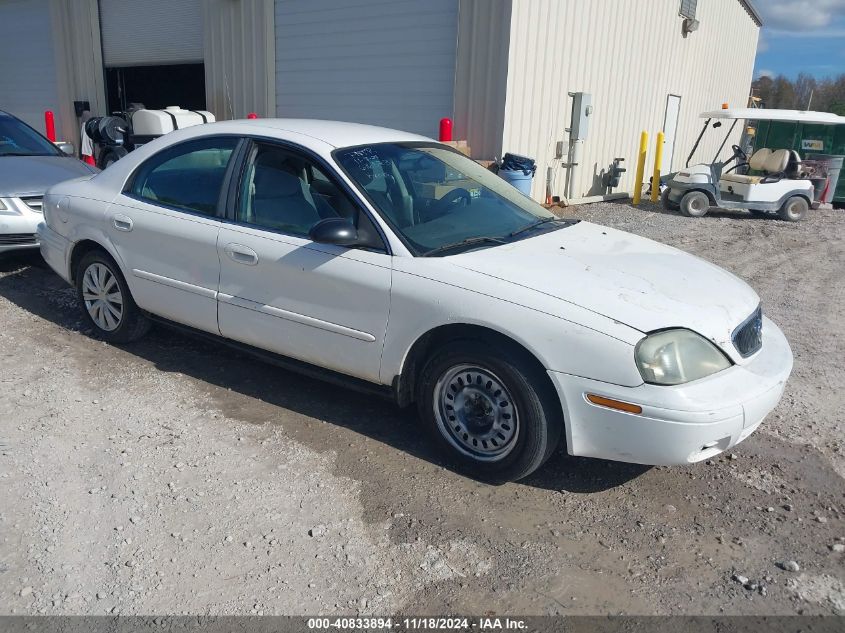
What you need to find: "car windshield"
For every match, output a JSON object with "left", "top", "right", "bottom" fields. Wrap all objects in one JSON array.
[
  {"left": 0, "top": 114, "right": 61, "bottom": 157},
  {"left": 334, "top": 143, "right": 572, "bottom": 256}
]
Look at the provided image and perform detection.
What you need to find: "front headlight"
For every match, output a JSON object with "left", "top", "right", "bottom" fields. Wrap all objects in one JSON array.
[{"left": 635, "top": 329, "right": 731, "bottom": 385}]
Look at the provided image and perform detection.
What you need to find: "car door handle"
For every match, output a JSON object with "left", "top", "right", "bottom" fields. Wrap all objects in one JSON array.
[
  {"left": 224, "top": 243, "right": 259, "bottom": 266},
  {"left": 112, "top": 214, "right": 133, "bottom": 232}
]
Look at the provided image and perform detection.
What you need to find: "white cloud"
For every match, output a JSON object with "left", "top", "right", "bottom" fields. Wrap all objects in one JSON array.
[
  {"left": 756, "top": 68, "right": 776, "bottom": 78},
  {"left": 756, "top": 0, "right": 845, "bottom": 32}
]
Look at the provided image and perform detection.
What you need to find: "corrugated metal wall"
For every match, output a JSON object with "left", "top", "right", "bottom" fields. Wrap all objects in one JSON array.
[
  {"left": 453, "top": 0, "right": 512, "bottom": 160},
  {"left": 50, "top": 0, "right": 107, "bottom": 148},
  {"left": 0, "top": 0, "right": 62, "bottom": 135},
  {"left": 500, "top": 0, "right": 760, "bottom": 199},
  {"left": 203, "top": 0, "right": 276, "bottom": 119}
]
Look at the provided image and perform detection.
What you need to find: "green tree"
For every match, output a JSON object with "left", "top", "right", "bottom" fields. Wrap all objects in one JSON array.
[{"left": 750, "top": 73, "right": 845, "bottom": 114}]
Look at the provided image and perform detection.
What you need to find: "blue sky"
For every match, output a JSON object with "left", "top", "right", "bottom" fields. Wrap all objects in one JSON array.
[{"left": 752, "top": 0, "right": 845, "bottom": 79}]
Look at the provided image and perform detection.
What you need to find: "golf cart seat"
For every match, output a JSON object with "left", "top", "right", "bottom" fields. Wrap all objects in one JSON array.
[
  {"left": 721, "top": 148, "right": 789, "bottom": 184},
  {"left": 785, "top": 150, "right": 806, "bottom": 178}
]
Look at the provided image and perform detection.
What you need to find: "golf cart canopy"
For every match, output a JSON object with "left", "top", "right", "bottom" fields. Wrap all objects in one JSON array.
[{"left": 699, "top": 108, "right": 845, "bottom": 125}]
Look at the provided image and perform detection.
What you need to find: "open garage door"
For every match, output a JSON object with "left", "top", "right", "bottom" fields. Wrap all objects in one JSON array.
[
  {"left": 99, "top": 0, "right": 206, "bottom": 114},
  {"left": 0, "top": 0, "right": 61, "bottom": 136},
  {"left": 274, "top": 0, "right": 458, "bottom": 138}
]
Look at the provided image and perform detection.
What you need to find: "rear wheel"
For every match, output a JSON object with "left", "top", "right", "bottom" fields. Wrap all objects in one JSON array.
[
  {"left": 778, "top": 196, "right": 808, "bottom": 222},
  {"left": 679, "top": 190, "right": 710, "bottom": 217},
  {"left": 417, "top": 340, "right": 562, "bottom": 482},
  {"left": 76, "top": 250, "right": 150, "bottom": 343}
]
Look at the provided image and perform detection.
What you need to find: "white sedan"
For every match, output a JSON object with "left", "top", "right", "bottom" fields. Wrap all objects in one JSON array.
[{"left": 37, "top": 119, "right": 793, "bottom": 481}]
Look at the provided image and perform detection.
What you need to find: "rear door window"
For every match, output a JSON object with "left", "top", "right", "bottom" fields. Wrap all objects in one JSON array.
[{"left": 129, "top": 137, "right": 239, "bottom": 216}]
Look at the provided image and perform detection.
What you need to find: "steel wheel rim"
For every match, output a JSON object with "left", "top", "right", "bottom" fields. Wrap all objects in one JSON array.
[
  {"left": 690, "top": 195, "right": 706, "bottom": 211},
  {"left": 433, "top": 364, "right": 519, "bottom": 462},
  {"left": 787, "top": 200, "right": 805, "bottom": 218},
  {"left": 82, "top": 262, "right": 123, "bottom": 332}
]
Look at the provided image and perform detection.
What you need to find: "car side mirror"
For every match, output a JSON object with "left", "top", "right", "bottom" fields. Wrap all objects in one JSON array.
[
  {"left": 55, "top": 141, "right": 75, "bottom": 155},
  {"left": 308, "top": 217, "right": 359, "bottom": 246}
]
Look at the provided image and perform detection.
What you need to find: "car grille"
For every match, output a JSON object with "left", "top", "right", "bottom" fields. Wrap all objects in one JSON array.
[
  {"left": 0, "top": 233, "right": 38, "bottom": 245},
  {"left": 20, "top": 196, "right": 43, "bottom": 213},
  {"left": 732, "top": 306, "right": 763, "bottom": 357}
]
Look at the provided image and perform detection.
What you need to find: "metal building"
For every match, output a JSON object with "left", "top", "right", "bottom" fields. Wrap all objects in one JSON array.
[{"left": 0, "top": 0, "right": 760, "bottom": 200}]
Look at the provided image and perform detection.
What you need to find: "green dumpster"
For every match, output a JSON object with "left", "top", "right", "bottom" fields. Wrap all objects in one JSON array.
[{"left": 754, "top": 119, "right": 845, "bottom": 204}]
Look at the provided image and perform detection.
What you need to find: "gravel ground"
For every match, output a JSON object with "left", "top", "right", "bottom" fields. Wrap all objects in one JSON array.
[{"left": 0, "top": 202, "right": 843, "bottom": 616}]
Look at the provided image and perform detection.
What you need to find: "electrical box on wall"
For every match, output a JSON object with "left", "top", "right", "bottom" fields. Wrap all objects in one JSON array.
[{"left": 568, "top": 92, "right": 593, "bottom": 141}]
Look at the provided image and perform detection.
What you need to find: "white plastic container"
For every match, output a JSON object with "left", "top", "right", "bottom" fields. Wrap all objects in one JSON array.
[{"left": 131, "top": 106, "right": 215, "bottom": 136}]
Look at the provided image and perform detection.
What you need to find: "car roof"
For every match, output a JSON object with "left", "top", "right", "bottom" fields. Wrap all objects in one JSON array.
[
  {"left": 83, "top": 118, "right": 441, "bottom": 193},
  {"left": 209, "top": 118, "right": 435, "bottom": 148}
]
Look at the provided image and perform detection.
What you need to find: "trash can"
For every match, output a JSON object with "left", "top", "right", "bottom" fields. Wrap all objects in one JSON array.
[
  {"left": 499, "top": 153, "right": 536, "bottom": 196},
  {"left": 806, "top": 154, "right": 844, "bottom": 204}
]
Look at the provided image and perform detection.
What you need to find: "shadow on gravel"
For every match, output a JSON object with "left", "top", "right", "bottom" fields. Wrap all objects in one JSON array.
[
  {"left": 0, "top": 250, "right": 46, "bottom": 272},
  {"left": 0, "top": 256, "right": 646, "bottom": 493}
]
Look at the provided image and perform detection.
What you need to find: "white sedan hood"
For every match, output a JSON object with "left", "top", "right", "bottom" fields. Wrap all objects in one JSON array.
[{"left": 450, "top": 221, "right": 760, "bottom": 351}]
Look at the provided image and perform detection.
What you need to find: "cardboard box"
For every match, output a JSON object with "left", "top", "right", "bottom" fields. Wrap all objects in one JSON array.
[
  {"left": 441, "top": 140, "right": 472, "bottom": 157},
  {"left": 413, "top": 178, "right": 482, "bottom": 199}
]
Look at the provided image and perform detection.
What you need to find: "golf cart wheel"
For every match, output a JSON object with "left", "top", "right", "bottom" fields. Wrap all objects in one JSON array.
[
  {"left": 679, "top": 191, "right": 710, "bottom": 217},
  {"left": 778, "top": 196, "right": 808, "bottom": 222},
  {"left": 661, "top": 188, "right": 680, "bottom": 211}
]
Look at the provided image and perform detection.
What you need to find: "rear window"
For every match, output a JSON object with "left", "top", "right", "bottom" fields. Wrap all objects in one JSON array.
[{"left": 129, "top": 137, "right": 238, "bottom": 216}]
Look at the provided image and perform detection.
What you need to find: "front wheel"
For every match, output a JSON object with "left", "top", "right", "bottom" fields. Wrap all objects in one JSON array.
[
  {"left": 778, "top": 196, "right": 808, "bottom": 222},
  {"left": 417, "top": 340, "right": 562, "bottom": 482},
  {"left": 662, "top": 188, "right": 680, "bottom": 211},
  {"left": 76, "top": 250, "right": 150, "bottom": 343},
  {"left": 679, "top": 190, "right": 711, "bottom": 217}
]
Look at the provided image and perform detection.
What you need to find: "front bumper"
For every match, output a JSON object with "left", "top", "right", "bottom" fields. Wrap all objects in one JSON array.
[
  {"left": 0, "top": 199, "right": 42, "bottom": 253},
  {"left": 549, "top": 316, "right": 793, "bottom": 465}
]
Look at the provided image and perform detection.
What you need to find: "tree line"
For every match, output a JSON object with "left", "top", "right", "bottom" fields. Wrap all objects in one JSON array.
[{"left": 751, "top": 73, "right": 845, "bottom": 115}]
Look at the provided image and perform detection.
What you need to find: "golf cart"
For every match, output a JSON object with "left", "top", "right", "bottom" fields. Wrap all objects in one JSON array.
[{"left": 663, "top": 109, "right": 844, "bottom": 221}]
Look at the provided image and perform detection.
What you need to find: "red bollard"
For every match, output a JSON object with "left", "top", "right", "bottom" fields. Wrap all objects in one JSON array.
[
  {"left": 44, "top": 110, "right": 56, "bottom": 142},
  {"left": 247, "top": 112, "right": 258, "bottom": 119},
  {"left": 439, "top": 117, "right": 452, "bottom": 142},
  {"left": 83, "top": 155, "right": 96, "bottom": 167}
]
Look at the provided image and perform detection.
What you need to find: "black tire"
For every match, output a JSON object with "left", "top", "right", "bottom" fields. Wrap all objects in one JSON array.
[
  {"left": 100, "top": 152, "right": 119, "bottom": 169},
  {"left": 679, "top": 190, "right": 710, "bottom": 217},
  {"left": 661, "top": 188, "right": 680, "bottom": 211},
  {"left": 76, "top": 249, "right": 150, "bottom": 343},
  {"left": 416, "top": 340, "right": 563, "bottom": 482},
  {"left": 778, "top": 196, "right": 808, "bottom": 222}
]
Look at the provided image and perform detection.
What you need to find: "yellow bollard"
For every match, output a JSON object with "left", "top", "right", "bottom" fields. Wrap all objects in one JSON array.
[
  {"left": 632, "top": 131, "right": 648, "bottom": 205},
  {"left": 650, "top": 131, "right": 665, "bottom": 203}
]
